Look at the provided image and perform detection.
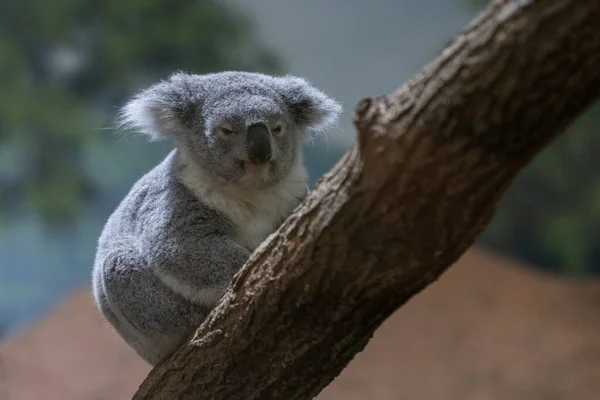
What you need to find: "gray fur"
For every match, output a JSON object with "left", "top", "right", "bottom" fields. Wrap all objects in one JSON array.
[{"left": 92, "top": 71, "right": 342, "bottom": 365}]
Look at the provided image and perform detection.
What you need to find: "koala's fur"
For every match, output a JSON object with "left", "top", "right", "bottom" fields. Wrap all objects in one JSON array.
[{"left": 91, "top": 71, "right": 342, "bottom": 365}]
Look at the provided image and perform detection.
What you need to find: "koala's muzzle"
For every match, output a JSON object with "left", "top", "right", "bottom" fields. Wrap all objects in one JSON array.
[{"left": 246, "top": 123, "right": 272, "bottom": 164}]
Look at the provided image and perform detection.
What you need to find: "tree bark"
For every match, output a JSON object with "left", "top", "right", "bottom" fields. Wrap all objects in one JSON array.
[{"left": 133, "top": 0, "right": 600, "bottom": 399}]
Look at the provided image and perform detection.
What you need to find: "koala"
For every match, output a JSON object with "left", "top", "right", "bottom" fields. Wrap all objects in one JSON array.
[{"left": 91, "top": 71, "right": 342, "bottom": 366}]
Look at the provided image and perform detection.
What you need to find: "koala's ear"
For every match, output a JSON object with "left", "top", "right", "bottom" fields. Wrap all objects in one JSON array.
[
  {"left": 277, "top": 76, "right": 342, "bottom": 133},
  {"left": 117, "top": 72, "right": 201, "bottom": 141}
]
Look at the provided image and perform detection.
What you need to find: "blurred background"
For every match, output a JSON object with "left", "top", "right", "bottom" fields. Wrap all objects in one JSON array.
[{"left": 1, "top": 0, "right": 599, "bottom": 399}]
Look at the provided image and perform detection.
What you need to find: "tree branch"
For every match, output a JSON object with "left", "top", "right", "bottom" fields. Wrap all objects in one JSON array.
[{"left": 133, "top": 0, "right": 600, "bottom": 398}]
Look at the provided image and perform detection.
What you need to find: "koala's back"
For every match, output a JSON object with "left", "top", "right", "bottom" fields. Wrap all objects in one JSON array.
[
  {"left": 95, "top": 149, "right": 236, "bottom": 259},
  {"left": 92, "top": 150, "right": 235, "bottom": 364}
]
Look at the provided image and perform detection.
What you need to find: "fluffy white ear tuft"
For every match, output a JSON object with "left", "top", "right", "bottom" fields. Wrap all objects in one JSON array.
[
  {"left": 277, "top": 75, "right": 342, "bottom": 134},
  {"left": 116, "top": 72, "right": 200, "bottom": 141}
]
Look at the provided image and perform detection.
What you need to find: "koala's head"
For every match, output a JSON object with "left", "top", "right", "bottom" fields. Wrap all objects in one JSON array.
[{"left": 119, "top": 71, "right": 342, "bottom": 188}]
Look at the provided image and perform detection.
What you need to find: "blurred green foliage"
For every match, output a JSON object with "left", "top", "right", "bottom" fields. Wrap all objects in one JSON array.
[
  {"left": 465, "top": 0, "right": 600, "bottom": 274},
  {"left": 481, "top": 104, "right": 600, "bottom": 275},
  {"left": 0, "top": 0, "right": 281, "bottom": 226}
]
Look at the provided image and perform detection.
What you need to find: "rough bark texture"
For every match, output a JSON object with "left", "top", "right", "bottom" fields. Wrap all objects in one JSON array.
[{"left": 133, "top": 0, "right": 600, "bottom": 399}]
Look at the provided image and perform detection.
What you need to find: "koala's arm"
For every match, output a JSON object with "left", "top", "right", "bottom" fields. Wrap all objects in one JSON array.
[
  {"left": 149, "top": 235, "right": 251, "bottom": 307},
  {"left": 301, "top": 184, "right": 310, "bottom": 201}
]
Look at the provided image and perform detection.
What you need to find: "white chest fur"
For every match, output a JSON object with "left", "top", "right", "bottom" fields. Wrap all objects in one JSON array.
[
  {"left": 222, "top": 184, "right": 302, "bottom": 249},
  {"left": 180, "top": 157, "right": 308, "bottom": 250}
]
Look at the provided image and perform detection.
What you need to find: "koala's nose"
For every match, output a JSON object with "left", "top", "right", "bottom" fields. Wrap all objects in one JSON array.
[{"left": 246, "top": 123, "right": 272, "bottom": 164}]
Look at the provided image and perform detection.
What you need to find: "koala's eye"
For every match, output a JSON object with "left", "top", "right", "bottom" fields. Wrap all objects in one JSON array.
[
  {"left": 271, "top": 124, "right": 283, "bottom": 135},
  {"left": 219, "top": 126, "right": 235, "bottom": 135}
]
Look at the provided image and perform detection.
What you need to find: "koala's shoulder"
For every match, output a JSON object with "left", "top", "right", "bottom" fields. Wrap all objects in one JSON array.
[{"left": 105, "top": 151, "right": 235, "bottom": 244}]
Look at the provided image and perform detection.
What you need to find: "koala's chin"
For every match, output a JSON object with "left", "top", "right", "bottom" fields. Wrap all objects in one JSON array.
[
  {"left": 238, "top": 160, "right": 274, "bottom": 188},
  {"left": 190, "top": 155, "right": 280, "bottom": 192}
]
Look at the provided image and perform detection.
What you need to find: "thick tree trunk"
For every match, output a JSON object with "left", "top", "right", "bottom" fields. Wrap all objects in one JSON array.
[{"left": 133, "top": 0, "right": 600, "bottom": 399}]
